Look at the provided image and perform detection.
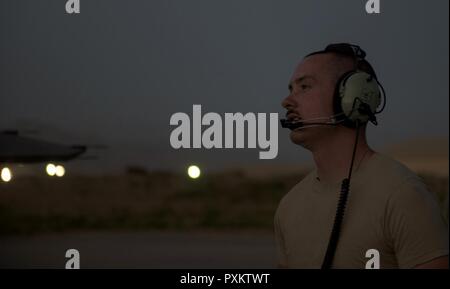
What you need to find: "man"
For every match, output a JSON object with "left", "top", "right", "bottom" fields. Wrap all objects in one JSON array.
[{"left": 275, "top": 43, "right": 449, "bottom": 269}]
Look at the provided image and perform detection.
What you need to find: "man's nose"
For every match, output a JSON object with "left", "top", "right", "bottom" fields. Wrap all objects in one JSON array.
[{"left": 282, "top": 94, "right": 295, "bottom": 110}]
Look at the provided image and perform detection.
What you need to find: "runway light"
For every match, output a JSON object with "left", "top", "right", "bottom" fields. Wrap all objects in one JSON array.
[
  {"left": 1, "top": 167, "right": 12, "bottom": 182},
  {"left": 46, "top": 163, "right": 56, "bottom": 176},
  {"left": 55, "top": 165, "right": 65, "bottom": 177},
  {"left": 187, "top": 165, "right": 201, "bottom": 179}
]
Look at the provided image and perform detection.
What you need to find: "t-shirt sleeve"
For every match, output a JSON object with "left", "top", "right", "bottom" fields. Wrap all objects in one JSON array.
[
  {"left": 385, "top": 177, "right": 449, "bottom": 268},
  {"left": 274, "top": 205, "right": 288, "bottom": 268}
]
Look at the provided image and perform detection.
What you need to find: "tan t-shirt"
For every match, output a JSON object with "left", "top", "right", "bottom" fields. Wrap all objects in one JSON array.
[{"left": 274, "top": 153, "right": 449, "bottom": 269}]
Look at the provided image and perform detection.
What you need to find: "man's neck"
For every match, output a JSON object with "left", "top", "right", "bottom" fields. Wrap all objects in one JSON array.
[{"left": 311, "top": 128, "right": 374, "bottom": 184}]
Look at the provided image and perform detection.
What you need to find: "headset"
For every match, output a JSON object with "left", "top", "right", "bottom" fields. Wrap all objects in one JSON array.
[
  {"left": 280, "top": 43, "right": 386, "bottom": 130},
  {"left": 280, "top": 43, "right": 387, "bottom": 269}
]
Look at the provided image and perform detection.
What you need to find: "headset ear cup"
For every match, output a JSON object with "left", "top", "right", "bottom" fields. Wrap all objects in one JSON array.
[
  {"left": 334, "top": 71, "right": 358, "bottom": 128},
  {"left": 336, "top": 71, "right": 381, "bottom": 128}
]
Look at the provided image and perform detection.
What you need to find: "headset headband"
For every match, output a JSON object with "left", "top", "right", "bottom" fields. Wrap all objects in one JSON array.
[
  {"left": 324, "top": 43, "right": 377, "bottom": 79},
  {"left": 324, "top": 43, "right": 367, "bottom": 60}
]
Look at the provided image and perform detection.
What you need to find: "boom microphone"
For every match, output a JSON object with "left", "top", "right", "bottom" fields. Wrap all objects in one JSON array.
[{"left": 280, "top": 114, "right": 344, "bottom": 130}]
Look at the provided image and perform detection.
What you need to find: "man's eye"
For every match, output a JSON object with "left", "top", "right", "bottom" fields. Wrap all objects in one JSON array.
[{"left": 300, "top": 84, "right": 311, "bottom": 90}]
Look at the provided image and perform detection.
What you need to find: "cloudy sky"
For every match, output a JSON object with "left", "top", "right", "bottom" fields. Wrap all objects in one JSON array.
[{"left": 0, "top": 0, "right": 448, "bottom": 173}]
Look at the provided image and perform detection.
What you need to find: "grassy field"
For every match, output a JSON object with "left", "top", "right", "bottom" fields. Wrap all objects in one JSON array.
[{"left": 0, "top": 170, "right": 448, "bottom": 235}]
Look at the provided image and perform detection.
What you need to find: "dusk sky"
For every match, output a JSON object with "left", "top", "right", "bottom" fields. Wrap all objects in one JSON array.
[{"left": 1, "top": 0, "right": 448, "bottom": 173}]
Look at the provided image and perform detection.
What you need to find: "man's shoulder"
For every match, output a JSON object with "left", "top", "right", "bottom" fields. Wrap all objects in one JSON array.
[
  {"left": 364, "top": 153, "right": 425, "bottom": 189},
  {"left": 362, "top": 153, "right": 438, "bottom": 204}
]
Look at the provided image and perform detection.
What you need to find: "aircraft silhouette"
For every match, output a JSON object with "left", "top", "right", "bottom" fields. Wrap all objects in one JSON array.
[{"left": 0, "top": 130, "right": 87, "bottom": 163}]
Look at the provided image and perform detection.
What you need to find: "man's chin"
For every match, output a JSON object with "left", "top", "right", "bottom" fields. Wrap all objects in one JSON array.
[
  {"left": 289, "top": 129, "right": 306, "bottom": 146},
  {"left": 289, "top": 126, "right": 334, "bottom": 148}
]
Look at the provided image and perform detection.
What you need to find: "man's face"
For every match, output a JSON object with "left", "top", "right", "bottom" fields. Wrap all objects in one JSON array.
[{"left": 281, "top": 53, "right": 344, "bottom": 148}]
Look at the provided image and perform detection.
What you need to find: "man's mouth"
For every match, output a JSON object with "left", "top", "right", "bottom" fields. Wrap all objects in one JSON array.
[
  {"left": 286, "top": 112, "right": 302, "bottom": 123},
  {"left": 282, "top": 111, "right": 305, "bottom": 131}
]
